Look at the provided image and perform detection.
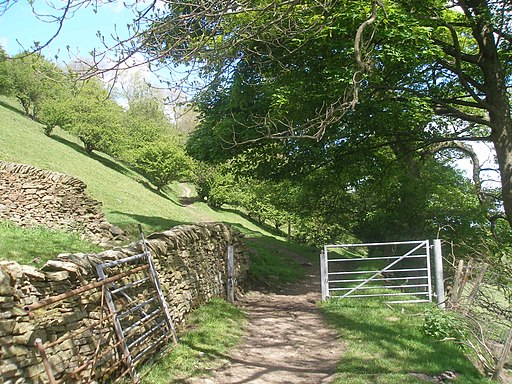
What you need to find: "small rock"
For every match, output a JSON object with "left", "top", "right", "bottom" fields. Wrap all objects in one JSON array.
[{"left": 109, "top": 225, "right": 125, "bottom": 236}]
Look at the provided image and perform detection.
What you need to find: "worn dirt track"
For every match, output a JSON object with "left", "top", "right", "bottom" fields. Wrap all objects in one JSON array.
[{"left": 183, "top": 257, "right": 344, "bottom": 384}]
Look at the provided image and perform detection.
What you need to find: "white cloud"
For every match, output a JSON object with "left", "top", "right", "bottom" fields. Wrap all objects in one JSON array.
[
  {"left": 104, "top": 1, "right": 127, "bottom": 14},
  {"left": 0, "top": 37, "right": 8, "bottom": 51}
]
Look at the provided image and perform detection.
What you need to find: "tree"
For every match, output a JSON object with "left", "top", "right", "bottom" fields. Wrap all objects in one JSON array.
[
  {"left": 375, "top": 0, "right": 512, "bottom": 226},
  {"left": 38, "top": 71, "right": 76, "bottom": 136},
  {"left": 5, "top": 0, "right": 511, "bottom": 225},
  {"left": 64, "top": 78, "right": 124, "bottom": 154},
  {"left": 174, "top": 0, "right": 511, "bottom": 225},
  {"left": 134, "top": 138, "right": 194, "bottom": 191},
  {"left": 3, "top": 52, "right": 67, "bottom": 119},
  {"left": 118, "top": 95, "right": 173, "bottom": 162},
  {"left": 0, "top": 46, "right": 12, "bottom": 96}
]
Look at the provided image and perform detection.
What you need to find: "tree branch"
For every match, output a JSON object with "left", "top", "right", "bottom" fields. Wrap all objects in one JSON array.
[
  {"left": 436, "top": 21, "right": 492, "bottom": 110},
  {"left": 428, "top": 141, "right": 484, "bottom": 202}
]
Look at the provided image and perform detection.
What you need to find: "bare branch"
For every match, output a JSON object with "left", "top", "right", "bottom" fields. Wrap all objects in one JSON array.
[
  {"left": 436, "top": 21, "right": 493, "bottom": 111},
  {"left": 429, "top": 141, "right": 484, "bottom": 202}
]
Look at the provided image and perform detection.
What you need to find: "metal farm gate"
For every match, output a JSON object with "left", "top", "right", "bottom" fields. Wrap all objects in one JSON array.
[
  {"left": 26, "top": 228, "right": 177, "bottom": 384},
  {"left": 320, "top": 240, "right": 434, "bottom": 303},
  {"left": 94, "top": 236, "right": 178, "bottom": 382}
]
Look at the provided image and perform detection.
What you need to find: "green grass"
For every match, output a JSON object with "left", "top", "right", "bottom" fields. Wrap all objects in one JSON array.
[
  {"left": 0, "top": 220, "right": 102, "bottom": 266},
  {"left": 2, "top": 97, "right": 491, "bottom": 384},
  {"left": 0, "top": 96, "right": 278, "bottom": 239},
  {"left": 319, "top": 298, "right": 492, "bottom": 384},
  {"left": 140, "top": 298, "right": 246, "bottom": 383},
  {"left": 244, "top": 236, "right": 319, "bottom": 286}
]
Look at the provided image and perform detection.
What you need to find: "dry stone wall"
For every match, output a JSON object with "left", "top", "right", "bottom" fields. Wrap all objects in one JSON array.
[
  {"left": 0, "top": 161, "right": 127, "bottom": 245},
  {"left": 0, "top": 223, "right": 249, "bottom": 383}
]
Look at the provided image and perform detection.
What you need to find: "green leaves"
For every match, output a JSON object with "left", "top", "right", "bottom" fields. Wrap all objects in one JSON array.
[
  {"left": 2, "top": 52, "right": 67, "bottom": 119},
  {"left": 62, "top": 78, "right": 123, "bottom": 154},
  {"left": 134, "top": 139, "right": 194, "bottom": 191}
]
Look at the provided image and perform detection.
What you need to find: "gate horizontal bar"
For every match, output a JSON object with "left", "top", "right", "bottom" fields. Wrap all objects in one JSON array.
[
  {"left": 328, "top": 254, "right": 426, "bottom": 262},
  {"left": 118, "top": 297, "right": 157, "bottom": 320},
  {"left": 110, "top": 276, "right": 150, "bottom": 295},
  {"left": 25, "top": 264, "right": 149, "bottom": 312},
  {"left": 325, "top": 240, "right": 427, "bottom": 248},
  {"left": 97, "top": 252, "right": 147, "bottom": 269},
  {"left": 328, "top": 267, "right": 428, "bottom": 275},
  {"left": 330, "top": 291, "right": 430, "bottom": 297},
  {"left": 330, "top": 276, "right": 428, "bottom": 283},
  {"left": 128, "top": 319, "right": 166, "bottom": 350},
  {"left": 124, "top": 308, "right": 161, "bottom": 334},
  {"left": 387, "top": 299, "right": 431, "bottom": 304},
  {"left": 328, "top": 284, "right": 430, "bottom": 291},
  {"left": 132, "top": 333, "right": 168, "bottom": 364}
]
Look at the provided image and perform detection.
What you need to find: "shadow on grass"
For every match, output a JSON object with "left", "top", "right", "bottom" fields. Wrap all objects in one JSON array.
[
  {"left": 51, "top": 134, "right": 133, "bottom": 176},
  {"left": 110, "top": 211, "right": 188, "bottom": 236},
  {"left": 50, "top": 134, "right": 175, "bottom": 200},
  {"left": 179, "top": 195, "right": 203, "bottom": 206},
  {"left": 215, "top": 206, "right": 286, "bottom": 238},
  {"left": 320, "top": 300, "right": 489, "bottom": 383},
  {"left": 141, "top": 299, "right": 245, "bottom": 383},
  {"left": 0, "top": 99, "right": 26, "bottom": 117}
]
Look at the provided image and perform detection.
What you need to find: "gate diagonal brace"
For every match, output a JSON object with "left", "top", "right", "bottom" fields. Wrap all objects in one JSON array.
[{"left": 95, "top": 224, "right": 178, "bottom": 383}]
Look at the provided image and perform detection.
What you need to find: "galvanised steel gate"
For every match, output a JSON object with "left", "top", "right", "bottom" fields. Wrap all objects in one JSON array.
[
  {"left": 320, "top": 240, "right": 433, "bottom": 303},
  {"left": 95, "top": 229, "right": 178, "bottom": 383}
]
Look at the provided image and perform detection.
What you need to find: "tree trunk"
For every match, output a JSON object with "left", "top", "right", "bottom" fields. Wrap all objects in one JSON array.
[
  {"left": 476, "top": 22, "right": 512, "bottom": 227},
  {"left": 491, "top": 118, "right": 512, "bottom": 227},
  {"left": 17, "top": 97, "right": 30, "bottom": 117},
  {"left": 464, "top": 1, "right": 512, "bottom": 227}
]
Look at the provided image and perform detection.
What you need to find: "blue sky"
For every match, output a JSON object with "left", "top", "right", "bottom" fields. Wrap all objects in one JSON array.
[
  {"left": 0, "top": 1, "right": 498, "bottom": 179},
  {"left": 0, "top": 1, "right": 197, "bottom": 100},
  {"left": 0, "top": 1, "right": 136, "bottom": 61}
]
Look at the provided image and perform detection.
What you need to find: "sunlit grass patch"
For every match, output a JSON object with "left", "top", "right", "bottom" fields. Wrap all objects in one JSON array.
[
  {"left": 140, "top": 298, "right": 246, "bottom": 383},
  {"left": 0, "top": 220, "right": 102, "bottom": 266},
  {"left": 320, "top": 298, "right": 492, "bottom": 384}
]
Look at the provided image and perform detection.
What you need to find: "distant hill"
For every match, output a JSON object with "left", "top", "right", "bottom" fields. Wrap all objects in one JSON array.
[{"left": 0, "top": 96, "right": 275, "bottom": 239}]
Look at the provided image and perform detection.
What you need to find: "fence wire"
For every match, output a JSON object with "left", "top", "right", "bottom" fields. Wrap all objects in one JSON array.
[{"left": 446, "top": 258, "right": 512, "bottom": 379}]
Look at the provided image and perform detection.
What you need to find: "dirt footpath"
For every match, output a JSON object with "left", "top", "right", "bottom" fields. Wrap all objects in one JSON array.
[{"left": 185, "top": 262, "right": 344, "bottom": 384}]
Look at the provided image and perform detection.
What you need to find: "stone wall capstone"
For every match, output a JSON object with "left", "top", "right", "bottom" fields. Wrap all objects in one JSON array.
[
  {"left": 0, "top": 222, "right": 248, "bottom": 383},
  {"left": 0, "top": 161, "right": 127, "bottom": 245}
]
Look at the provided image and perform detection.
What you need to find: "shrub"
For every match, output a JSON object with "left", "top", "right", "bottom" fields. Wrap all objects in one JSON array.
[
  {"left": 423, "top": 307, "right": 467, "bottom": 345},
  {"left": 134, "top": 139, "right": 194, "bottom": 191}
]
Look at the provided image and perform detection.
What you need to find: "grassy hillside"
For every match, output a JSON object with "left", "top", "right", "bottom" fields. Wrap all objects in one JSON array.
[
  {"left": 0, "top": 97, "right": 492, "bottom": 383},
  {"left": 0, "top": 96, "right": 277, "bottom": 239}
]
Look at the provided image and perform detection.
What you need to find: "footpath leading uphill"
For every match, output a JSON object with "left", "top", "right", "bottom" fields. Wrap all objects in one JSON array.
[{"left": 185, "top": 251, "right": 345, "bottom": 384}]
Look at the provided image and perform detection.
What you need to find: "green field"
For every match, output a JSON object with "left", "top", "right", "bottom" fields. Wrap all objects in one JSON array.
[
  {"left": 0, "top": 96, "right": 281, "bottom": 238},
  {"left": 0, "top": 97, "right": 492, "bottom": 383}
]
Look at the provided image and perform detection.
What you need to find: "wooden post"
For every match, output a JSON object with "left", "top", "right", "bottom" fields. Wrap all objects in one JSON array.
[
  {"left": 464, "top": 263, "right": 488, "bottom": 314},
  {"left": 227, "top": 245, "right": 235, "bottom": 303},
  {"left": 451, "top": 259, "right": 464, "bottom": 308},
  {"left": 457, "top": 258, "right": 473, "bottom": 302},
  {"left": 492, "top": 327, "right": 512, "bottom": 381}
]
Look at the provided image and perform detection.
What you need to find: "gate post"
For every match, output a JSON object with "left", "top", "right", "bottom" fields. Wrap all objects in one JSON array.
[
  {"left": 433, "top": 239, "right": 446, "bottom": 309},
  {"left": 227, "top": 245, "right": 235, "bottom": 303},
  {"left": 320, "top": 248, "right": 328, "bottom": 301}
]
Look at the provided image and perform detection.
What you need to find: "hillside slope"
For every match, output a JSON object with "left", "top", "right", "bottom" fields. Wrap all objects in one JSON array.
[{"left": 0, "top": 97, "right": 276, "bottom": 239}]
